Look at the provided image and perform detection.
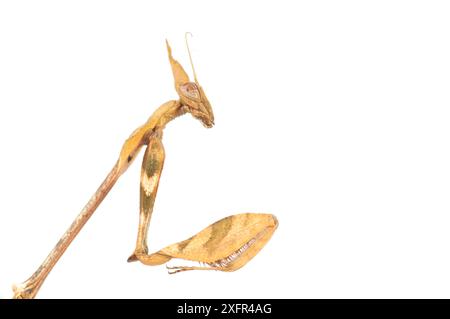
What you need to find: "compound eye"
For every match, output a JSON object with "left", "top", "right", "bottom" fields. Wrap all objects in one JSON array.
[{"left": 180, "top": 82, "right": 200, "bottom": 100}]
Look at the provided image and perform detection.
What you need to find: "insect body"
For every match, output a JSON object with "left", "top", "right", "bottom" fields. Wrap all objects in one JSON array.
[{"left": 12, "top": 36, "right": 277, "bottom": 299}]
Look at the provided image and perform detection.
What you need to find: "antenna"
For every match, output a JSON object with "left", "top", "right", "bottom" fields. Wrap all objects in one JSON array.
[{"left": 185, "top": 32, "right": 198, "bottom": 83}]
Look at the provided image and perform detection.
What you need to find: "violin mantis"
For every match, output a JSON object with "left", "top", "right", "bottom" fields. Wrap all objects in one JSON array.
[{"left": 12, "top": 35, "right": 278, "bottom": 299}]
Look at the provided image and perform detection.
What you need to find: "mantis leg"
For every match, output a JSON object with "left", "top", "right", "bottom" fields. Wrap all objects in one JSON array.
[
  {"left": 126, "top": 137, "right": 278, "bottom": 272},
  {"left": 142, "top": 213, "right": 278, "bottom": 273},
  {"left": 166, "top": 265, "right": 222, "bottom": 274},
  {"left": 127, "top": 134, "right": 171, "bottom": 266}
]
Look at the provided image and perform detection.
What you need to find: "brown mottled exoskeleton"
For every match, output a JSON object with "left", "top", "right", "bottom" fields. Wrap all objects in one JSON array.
[{"left": 12, "top": 35, "right": 278, "bottom": 299}]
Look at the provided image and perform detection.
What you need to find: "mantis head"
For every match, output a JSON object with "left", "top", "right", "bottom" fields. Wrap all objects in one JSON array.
[{"left": 166, "top": 35, "right": 214, "bottom": 128}]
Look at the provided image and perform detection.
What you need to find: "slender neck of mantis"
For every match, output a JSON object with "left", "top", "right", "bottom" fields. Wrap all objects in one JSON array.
[
  {"left": 150, "top": 100, "right": 187, "bottom": 131},
  {"left": 159, "top": 102, "right": 187, "bottom": 128}
]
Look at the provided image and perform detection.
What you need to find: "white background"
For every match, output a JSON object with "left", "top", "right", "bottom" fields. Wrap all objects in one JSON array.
[{"left": 0, "top": 1, "right": 450, "bottom": 298}]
